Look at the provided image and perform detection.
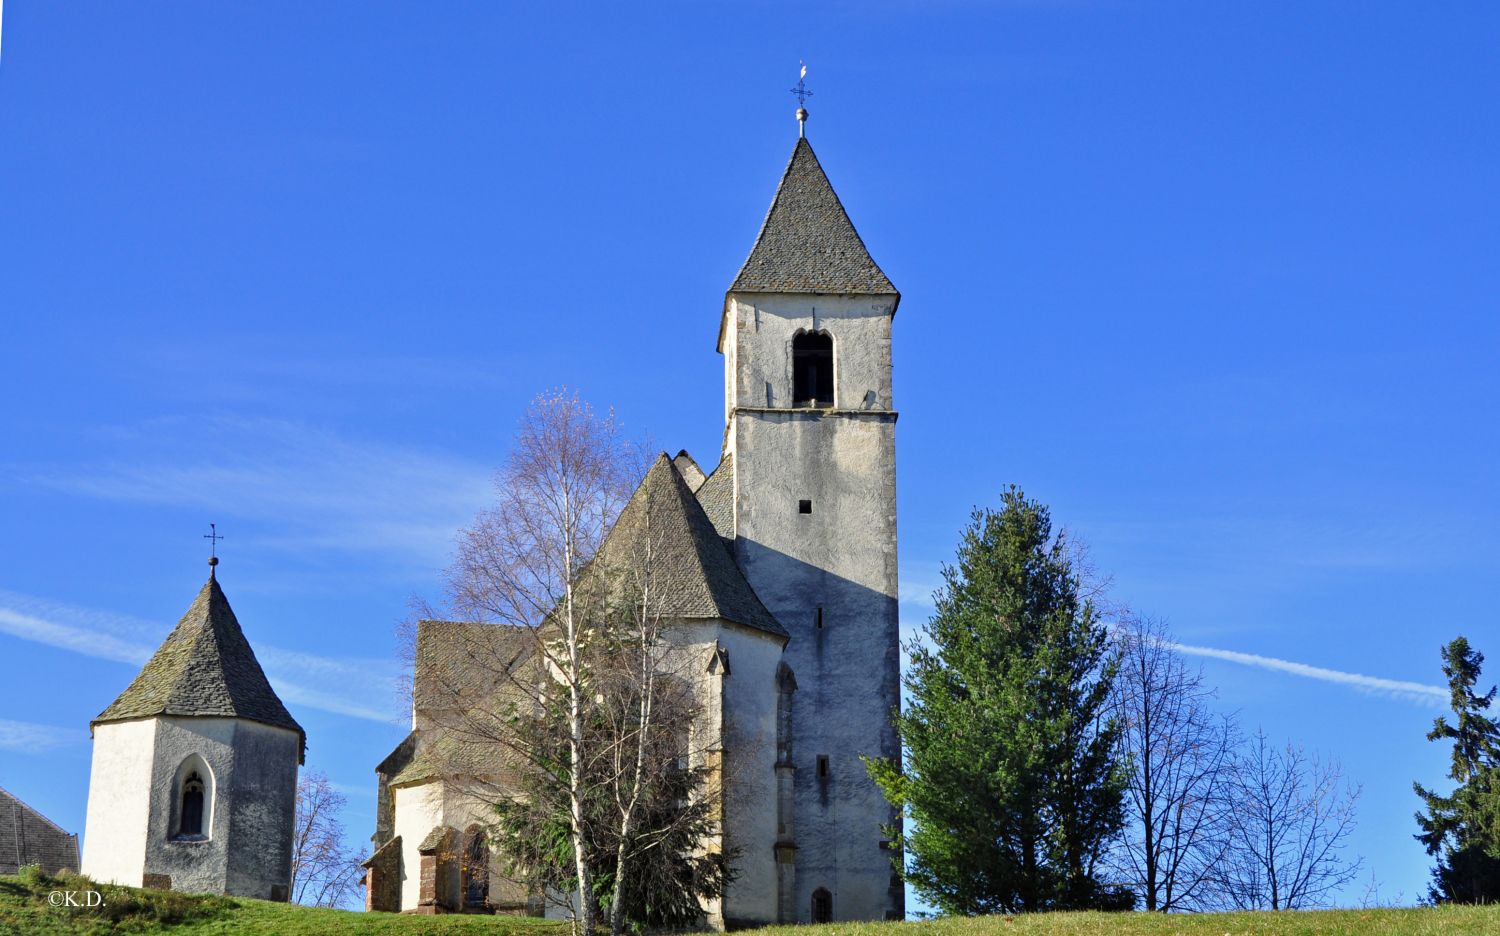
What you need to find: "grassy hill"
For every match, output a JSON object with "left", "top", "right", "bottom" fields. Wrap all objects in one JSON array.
[{"left": 3, "top": 870, "right": 1498, "bottom": 935}]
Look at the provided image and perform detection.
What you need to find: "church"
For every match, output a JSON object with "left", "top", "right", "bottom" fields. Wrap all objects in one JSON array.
[{"left": 367, "top": 124, "right": 906, "bottom": 927}]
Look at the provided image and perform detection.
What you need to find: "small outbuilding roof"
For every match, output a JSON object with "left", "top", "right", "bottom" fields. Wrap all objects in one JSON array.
[
  {"left": 0, "top": 786, "right": 78, "bottom": 875},
  {"left": 93, "top": 573, "right": 306, "bottom": 760}
]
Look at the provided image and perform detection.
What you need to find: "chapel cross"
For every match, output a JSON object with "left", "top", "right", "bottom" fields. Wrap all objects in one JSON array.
[{"left": 204, "top": 523, "right": 223, "bottom": 574}]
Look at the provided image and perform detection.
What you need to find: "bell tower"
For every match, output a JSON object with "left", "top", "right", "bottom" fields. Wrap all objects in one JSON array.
[{"left": 719, "top": 132, "right": 902, "bottom": 923}]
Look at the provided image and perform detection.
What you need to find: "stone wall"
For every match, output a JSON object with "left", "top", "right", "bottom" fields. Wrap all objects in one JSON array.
[
  {"left": 364, "top": 835, "right": 402, "bottom": 912},
  {"left": 723, "top": 290, "right": 903, "bottom": 923},
  {"left": 84, "top": 716, "right": 299, "bottom": 901}
]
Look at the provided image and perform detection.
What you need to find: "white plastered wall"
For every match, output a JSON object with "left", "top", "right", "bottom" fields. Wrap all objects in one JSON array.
[
  {"left": 392, "top": 781, "right": 444, "bottom": 911},
  {"left": 81, "top": 719, "right": 158, "bottom": 886}
]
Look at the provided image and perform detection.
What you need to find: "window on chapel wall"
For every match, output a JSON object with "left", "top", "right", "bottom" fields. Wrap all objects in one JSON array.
[
  {"left": 792, "top": 331, "right": 834, "bottom": 407},
  {"left": 811, "top": 887, "right": 833, "bottom": 923},
  {"left": 179, "top": 772, "right": 205, "bottom": 838}
]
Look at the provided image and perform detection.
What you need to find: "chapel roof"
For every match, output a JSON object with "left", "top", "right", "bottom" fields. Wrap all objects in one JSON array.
[
  {"left": 600, "top": 454, "right": 785, "bottom": 639},
  {"left": 728, "top": 136, "right": 898, "bottom": 298},
  {"left": 93, "top": 573, "right": 306, "bottom": 760}
]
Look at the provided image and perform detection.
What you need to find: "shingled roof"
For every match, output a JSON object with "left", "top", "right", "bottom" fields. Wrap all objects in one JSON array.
[
  {"left": 413, "top": 621, "right": 532, "bottom": 717},
  {"left": 696, "top": 454, "right": 735, "bottom": 545},
  {"left": 93, "top": 574, "right": 306, "bottom": 760},
  {"left": 729, "top": 137, "right": 898, "bottom": 298},
  {"left": 0, "top": 786, "right": 78, "bottom": 875},
  {"left": 600, "top": 454, "right": 785, "bottom": 639}
]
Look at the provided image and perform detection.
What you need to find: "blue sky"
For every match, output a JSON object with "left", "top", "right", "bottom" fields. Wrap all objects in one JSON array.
[{"left": 1, "top": 1, "right": 1496, "bottom": 910}]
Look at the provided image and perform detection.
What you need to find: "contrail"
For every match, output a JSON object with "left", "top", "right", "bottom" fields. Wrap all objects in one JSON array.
[
  {"left": 0, "top": 601, "right": 397, "bottom": 724},
  {"left": 1169, "top": 640, "right": 1449, "bottom": 706}
]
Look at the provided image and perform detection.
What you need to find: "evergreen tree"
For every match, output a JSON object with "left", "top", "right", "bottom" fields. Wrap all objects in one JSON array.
[
  {"left": 868, "top": 487, "right": 1128, "bottom": 914},
  {"left": 1414, "top": 636, "right": 1500, "bottom": 904}
]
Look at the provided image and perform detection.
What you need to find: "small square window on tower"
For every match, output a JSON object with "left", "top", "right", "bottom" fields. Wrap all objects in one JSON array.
[
  {"left": 799, "top": 499, "right": 812, "bottom": 514},
  {"left": 816, "top": 755, "right": 830, "bottom": 779}
]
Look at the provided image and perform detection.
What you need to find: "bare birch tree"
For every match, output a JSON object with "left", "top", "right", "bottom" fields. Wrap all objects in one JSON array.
[
  {"left": 442, "top": 390, "right": 636, "bottom": 933},
  {"left": 1220, "top": 729, "right": 1362, "bottom": 910},
  {"left": 591, "top": 474, "right": 733, "bottom": 936},
  {"left": 419, "top": 392, "right": 724, "bottom": 933},
  {"left": 290, "top": 771, "right": 367, "bottom": 908},
  {"left": 1110, "top": 617, "right": 1237, "bottom": 911}
]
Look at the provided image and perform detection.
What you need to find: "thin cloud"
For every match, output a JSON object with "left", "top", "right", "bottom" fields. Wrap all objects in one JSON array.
[
  {"left": 1169, "top": 640, "right": 1449, "bottom": 707},
  {"left": 0, "top": 718, "right": 81, "bottom": 753},
  {"left": 0, "top": 591, "right": 399, "bottom": 725},
  {"left": 18, "top": 415, "right": 492, "bottom": 568}
]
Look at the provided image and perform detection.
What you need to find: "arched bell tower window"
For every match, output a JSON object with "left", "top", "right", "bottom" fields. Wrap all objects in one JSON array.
[
  {"left": 811, "top": 886, "right": 833, "bottom": 923},
  {"left": 792, "top": 331, "right": 834, "bottom": 407}
]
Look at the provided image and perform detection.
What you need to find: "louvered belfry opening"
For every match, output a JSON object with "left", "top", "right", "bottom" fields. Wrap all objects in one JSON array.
[{"left": 792, "top": 331, "right": 833, "bottom": 407}]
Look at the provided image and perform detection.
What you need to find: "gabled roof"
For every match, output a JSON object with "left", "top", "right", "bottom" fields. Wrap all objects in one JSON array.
[
  {"left": 93, "top": 574, "right": 306, "bottom": 760},
  {"left": 729, "top": 137, "right": 898, "bottom": 298},
  {"left": 0, "top": 786, "right": 78, "bottom": 875},
  {"left": 600, "top": 454, "right": 785, "bottom": 639}
]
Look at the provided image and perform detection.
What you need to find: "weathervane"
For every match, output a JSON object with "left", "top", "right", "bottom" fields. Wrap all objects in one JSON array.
[
  {"left": 204, "top": 523, "right": 223, "bottom": 576},
  {"left": 790, "top": 61, "right": 811, "bottom": 137}
]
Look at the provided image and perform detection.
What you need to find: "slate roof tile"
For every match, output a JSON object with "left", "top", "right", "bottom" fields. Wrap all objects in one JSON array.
[
  {"left": 696, "top": 454, "right": 735, "bottom": 544},
  {"left": 0, "top": 786, "right": 79, "bottom": 875},
  {"left": 600, "top": 454, "right": 784, "bottom": 639},
  {"left": 729, "top": 137, "right": 897, "bottom": 297},
  {"left": 92, "top": 575, "right": 305, "bottom": 759}
]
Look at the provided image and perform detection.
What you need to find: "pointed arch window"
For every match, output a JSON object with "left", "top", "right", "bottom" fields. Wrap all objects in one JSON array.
[
  {"left": 180, "top": 772, "right": 205, "bottom": 838},
  {"left": 792, "top": 331, "right": 834, "bottom": 407},
  {"left": 172, "top": 756, "right": 213, "bottom": 841}
]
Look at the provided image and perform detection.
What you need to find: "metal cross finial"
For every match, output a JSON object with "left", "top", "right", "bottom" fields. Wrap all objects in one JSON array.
[
  {"left": 790, "top": 61, "right": 812, "bottom": 137},
  {"left": 204, "top": 523, "right": 223, "bottom": 574}
]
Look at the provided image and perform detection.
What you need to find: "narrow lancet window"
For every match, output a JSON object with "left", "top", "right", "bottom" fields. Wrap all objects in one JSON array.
[
  {"left": 180, "top": 772, "right": 205, "bottom": 837},
  {"left": 792, "top": 331, "right": 834, "bottom": 407}
]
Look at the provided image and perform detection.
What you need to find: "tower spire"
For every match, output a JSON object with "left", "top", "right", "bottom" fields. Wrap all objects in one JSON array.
[{"left": 790, "top": 61, "right": 812, "bottom": 137}]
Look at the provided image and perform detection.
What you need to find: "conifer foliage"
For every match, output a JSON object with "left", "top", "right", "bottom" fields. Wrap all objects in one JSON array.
[
  {"left": 1414, "top": 636, "right": 1500, "bottom": 904},
  {"left": 869, "top": 487, "right": 1128, "bottom": 914}
]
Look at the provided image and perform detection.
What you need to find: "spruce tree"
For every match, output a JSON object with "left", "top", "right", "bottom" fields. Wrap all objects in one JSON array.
[
  {"left": 868, "top": 487, "right": 1127, "bottom": 914},
  {"left": 1414, "top": 636, "right": 1500, "bottom": 904}
]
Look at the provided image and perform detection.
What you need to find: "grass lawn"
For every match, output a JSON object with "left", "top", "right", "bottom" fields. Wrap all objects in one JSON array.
[{"left": 3, "top": 871, "right": 1497, "bottom": 935}]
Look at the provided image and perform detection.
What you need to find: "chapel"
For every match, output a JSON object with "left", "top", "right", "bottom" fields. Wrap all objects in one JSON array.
[
  {"left": 80, "top": 562, "right": 304, "bottom": 901},
  {"left": 368, "top": 124, "right": 903, "bottom": 927}
]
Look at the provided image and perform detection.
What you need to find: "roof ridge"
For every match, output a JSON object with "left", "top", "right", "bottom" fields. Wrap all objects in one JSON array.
[{"left": 0, "top": 787, "right": 73, "bottom": 838}]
